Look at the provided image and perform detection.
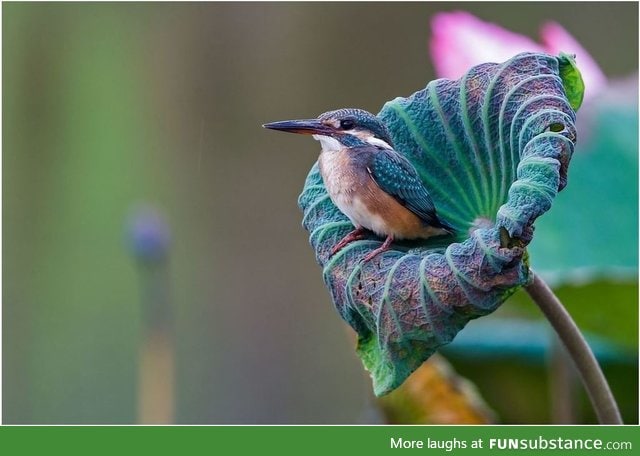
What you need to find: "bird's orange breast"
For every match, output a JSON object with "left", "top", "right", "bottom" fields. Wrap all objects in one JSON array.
[
  {"left": 319, "top": 150, "right": 443, "bottom": 240},
  {"left": 354, "top": 182, "right": 442, "bottom": 240}
]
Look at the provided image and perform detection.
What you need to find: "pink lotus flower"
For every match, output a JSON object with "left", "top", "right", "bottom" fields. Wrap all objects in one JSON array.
[{"left": 430, "top": 11, "right": 607, "bottom": 100}]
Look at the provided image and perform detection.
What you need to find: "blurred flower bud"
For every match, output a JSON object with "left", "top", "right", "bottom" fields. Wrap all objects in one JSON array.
[{"left": 126, "top": 205, "right": 171, "bottom": 263}]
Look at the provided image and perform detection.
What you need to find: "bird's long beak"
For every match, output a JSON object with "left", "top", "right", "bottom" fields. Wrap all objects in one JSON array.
[{"left": 263, "top": 119, "right": 333, "bottom": 136}]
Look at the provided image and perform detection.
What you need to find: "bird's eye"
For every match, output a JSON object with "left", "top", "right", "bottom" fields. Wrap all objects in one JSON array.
[{"left": 340, "top": 119, "right": 355, "bottom": 130}]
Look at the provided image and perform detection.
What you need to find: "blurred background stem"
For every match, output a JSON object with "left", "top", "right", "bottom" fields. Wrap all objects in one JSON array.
[
  {"left": 128, "top": 206, "right": 174, "bottom": 424},
  {"left": 137, "top": 263, "right": 174, "bottom": 424},
  {"left": 525, "top": 271, "right": 622, "bottom": 424},
  {"left": 548, "top": 335, "right": 577, "bottom": 423}
]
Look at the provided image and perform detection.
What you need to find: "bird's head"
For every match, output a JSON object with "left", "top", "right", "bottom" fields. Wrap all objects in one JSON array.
[{"left": 264, "top": 108, "right": 394, "bottom": 151}]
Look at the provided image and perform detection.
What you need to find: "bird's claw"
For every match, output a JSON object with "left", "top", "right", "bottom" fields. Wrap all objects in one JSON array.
[
  {"left": 330, "top": 227, "right": 368, "bottom": 257},
  {"left": 360, "top": 235, "right": 394, "bottom": 263},
  {"left": 330, "top": 230, "right": 395, "bottom": 263}
]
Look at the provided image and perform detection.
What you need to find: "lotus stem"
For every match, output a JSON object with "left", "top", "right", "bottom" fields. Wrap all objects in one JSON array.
[{"left": 525, "top": 270, "right": 622, "bottom": 424}]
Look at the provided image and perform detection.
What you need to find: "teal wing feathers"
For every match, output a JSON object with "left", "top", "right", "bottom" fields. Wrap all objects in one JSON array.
[{"left": 367, "top": 148, "right": 452, "bottom": 231}]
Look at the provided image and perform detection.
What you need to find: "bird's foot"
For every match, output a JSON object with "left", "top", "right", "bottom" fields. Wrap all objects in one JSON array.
[
  {"left": 331, "top": 227, "right": 368, "bottom": 256},
  {"left": 362, "top": 235, "right": 394, "bottom": 262}
]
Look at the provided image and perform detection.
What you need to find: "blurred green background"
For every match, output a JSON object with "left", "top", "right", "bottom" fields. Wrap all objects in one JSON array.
[{"left": 3, "top": 2, "right": 638, "bottom": 424}]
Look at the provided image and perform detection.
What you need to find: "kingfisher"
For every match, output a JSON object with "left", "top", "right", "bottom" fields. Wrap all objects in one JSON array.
[{"left": 264, "top": 108, "right": 454, "bottom": 261}]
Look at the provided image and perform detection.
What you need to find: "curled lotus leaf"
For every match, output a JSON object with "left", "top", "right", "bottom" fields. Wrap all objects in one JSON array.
[{"left": 298, "top": 53, "right": 578, "bottom": 396}]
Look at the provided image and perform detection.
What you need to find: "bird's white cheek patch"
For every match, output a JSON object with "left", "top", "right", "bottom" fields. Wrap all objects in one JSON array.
[
  {"left": 363, "top": 136, "right": 393, "bottom": 149},
  {"left": 350, "top": 130, "right": 393, "bottom": 149},
  {"left": 313, "top": 135, "right": 342, "bottom": 152}
]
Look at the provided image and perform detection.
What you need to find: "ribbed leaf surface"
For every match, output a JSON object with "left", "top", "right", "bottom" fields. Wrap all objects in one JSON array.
[{"left": 299, "top": 53, "right": 579, "bottom": 395}]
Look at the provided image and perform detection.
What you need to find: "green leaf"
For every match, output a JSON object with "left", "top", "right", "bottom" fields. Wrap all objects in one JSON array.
[
  {"left": 443, "top": 317, "right": 635, "bottom": 363},
  {"left": 299, "top": 53, "right": 578, "bottom": 395},
  {"left": 558, "top": 52, "right": 585, "bottom": 111},
  {"left": 556, "top": 282, "right": 638, "bottom": 349}
]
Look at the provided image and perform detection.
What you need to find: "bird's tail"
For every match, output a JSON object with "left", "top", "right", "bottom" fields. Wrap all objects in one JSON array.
[{"left": 436, "top": 217, "right": 456, "bottom": 235}]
